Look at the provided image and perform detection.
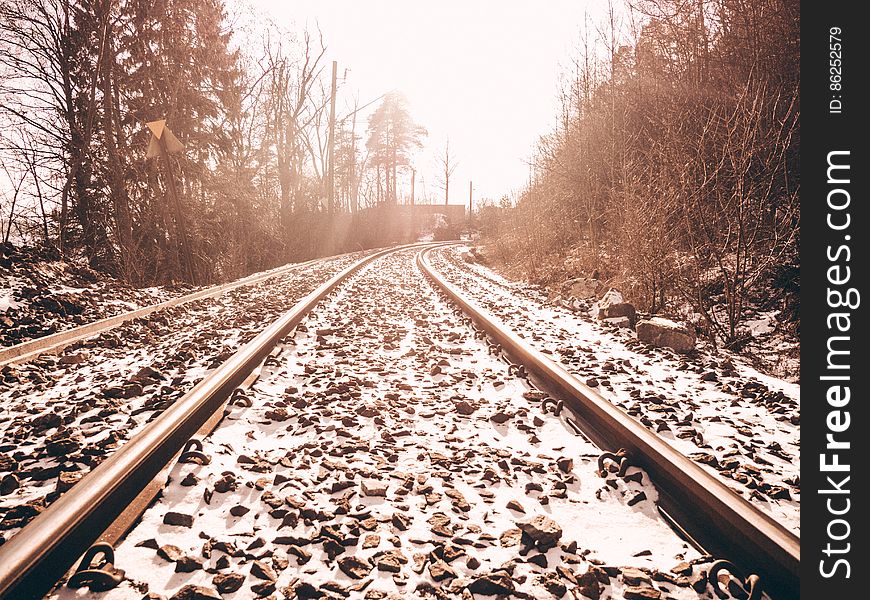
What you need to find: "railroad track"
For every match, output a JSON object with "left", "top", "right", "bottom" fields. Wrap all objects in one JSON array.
[
  {"left": 0, "top": 244, "right": 798, "bottom": 599},
  {"left": 426, "top": 246, "right": 801, "bottom": 536},
  {"left": 418, "top": 248, "right": 799, "bottom": 598},
  {"left": 0, "top": 250, "right": 373, "bottom": 543}
]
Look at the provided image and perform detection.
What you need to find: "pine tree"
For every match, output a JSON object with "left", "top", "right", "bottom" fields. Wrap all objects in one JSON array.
[{"left": 365, "top": 93, "right": 426, "bottom": 205}]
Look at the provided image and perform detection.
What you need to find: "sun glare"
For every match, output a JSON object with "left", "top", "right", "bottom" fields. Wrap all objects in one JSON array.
[{"left": 244, "top": 0, "right": 601, "bottom": 203}]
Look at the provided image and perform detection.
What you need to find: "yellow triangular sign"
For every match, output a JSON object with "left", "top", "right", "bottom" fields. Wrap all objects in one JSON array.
[
  {"left": 146, "top": 119, "right": 166, "bottom": 139},
  {"left": 145, "top": 127, "right": 185, "bottom": 159},
  {"left": 146, "top": 135, "right": 161, "bottom": 158},
  {"left": 163, "top": 128, "right": 185, "bottom": 154}
]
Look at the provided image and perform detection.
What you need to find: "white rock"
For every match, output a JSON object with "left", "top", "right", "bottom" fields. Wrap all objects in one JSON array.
[{"left": 636, "top": 317, "right": 696, "bottom": 353}]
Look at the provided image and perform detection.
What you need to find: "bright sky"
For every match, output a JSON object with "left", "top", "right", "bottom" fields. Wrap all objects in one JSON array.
[{"left": 243, "top": 0, "right": 611, "bottom": 205}]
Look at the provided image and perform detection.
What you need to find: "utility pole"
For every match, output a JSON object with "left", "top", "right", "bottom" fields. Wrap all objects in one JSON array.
[
  {"left": 468, "top": 180, "right": 473, "bottom": 219},
  {"left": 349, "top": 107, "right": 357, "bottom": 213},
  {"left": 326, "top": 60, "right": 337, "bottom": 215},
  {"left": 158, "top": 139, "right": 196, "bottom": 285},
  {"left": 410, "top": 168, "right": 416, "bottom": 206}
]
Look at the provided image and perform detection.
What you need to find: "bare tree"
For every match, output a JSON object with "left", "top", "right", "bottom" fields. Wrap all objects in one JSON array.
[
  {"left": 436, "top": 138, "right": 458, "bottom": 205},
  {"left": 1, "top": 153, "right": 29, "bottom": 244},
  {"left": 264, "top": 26, "right": 327, "bottom": 224},
  {"left": 0, "top": 0, "right": 105, "bottom": 255}
]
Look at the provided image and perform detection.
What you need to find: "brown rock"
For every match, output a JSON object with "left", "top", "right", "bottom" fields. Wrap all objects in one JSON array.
[
  {"left": 1, "top": 473, "right": 20, "bottom": 495},
  {"left": 251, "top": 581, "right": 276, "bottom": 597},
  {"left": 527, "top": 553, "right": 548, "bottom": 568},
  {"left": 392, "top": 512, "right": 411, "bottom": 530},
  {"left": 59, "top": 353, "right": 88, "bottom": 365},
  {"left": 490, "top": 411, "right": 511, "bottom": 424},
  {"left": 766, "top": 485, "right": 792, "bottom": 500},
  {"left": 623, "top": 586, "right": 662, "bottom": 600},
  {"left": 250, "top": 559, "right": 277, "bottom": 581},
  {"left": 157, "top": 545, "right": 185, "bottom": 563},
  {"left": 337, "top": 555, "right": 372, "bottom": 579},
  {"left": 169, "top": 585, "right": 222, "bottom": 600},
  {"left": 133, "top": 365, "right": 164, "bottom": 383},
  {"left": 428, "top": 559, "right": 456, "bottom": 581},
  {"left": 30, "top": 412, "right": 62, "bottom": 431},
  {"left": 538, "top": 572, "right": 567, "bottom": 597},
  {"left": 294, "top": 582, "right": 325, "bottom": 599},
  {"left": 376, "top": 553, "right": 402, "bottom": 573},
  {"left": 517, "top": 515, "right": 562, "bottom": 549},
  {"left": 652, "top": 570, "right": 678, "bottom": 585},
  {"left": 556, "top": 457, "right": 573, "bottom": 473},
  {"left": 286, "top": 544, "right": 311, "bottom": 565},
  {"left": 322, "top": 538, "right": 346, "bottom": 561},
  {"left": 0, "top": 500, "right": 44, "bottom": 530},
  {"left": 0, "top": 454, "right": 18, "bottom": 472},
  {"left": 46, "top": 437, "right": 79, "bottom": 456},
  {"left": 264, "top": 407, "right": 290, "bottom": 421},
  {"left": 689, "top": 452, "right": 719, "bottom": 468},
  {"left": 621, "top": 567, "right": 652, "bottom": 586},
  {"left": 163, "top": 511, "right": 194, "bottom": 527},
  {"left": 180, "top": 473, "right": 198, "bottom": 487},
  {"left": 499, "top": 528, "right": 522, "bottom": 547},
  {"left": 576, "top": 570, "right": 602, "bottom": 600},
  {"left": 428, "top": 512, "right": 453, "bottom": 537},
  {"left": 596, "top": 290, "right": 636, "bottom": 326},
  {"left": 627, "top": 491, "right": 648, "bottom": 506},
  {"left": 468, "top": 572, "right": 515, "bottom": 595},
  {"left": 213, "top": 572, "right": 245, "bottom": 594},
  {"left": 442, "top": 544, "right": 465, "bottom": 563},
  {"left": 454, "top": 400, "right": 476, "bottom": 415},
  {"left": 362, "top": 480, "right": 388, "bottom": 497},
  {"left": 411, "top": 553, "right": 428, "bottom": 574},
  {"left": 174, "top": 556, "right": 203, "bottom": 573}
]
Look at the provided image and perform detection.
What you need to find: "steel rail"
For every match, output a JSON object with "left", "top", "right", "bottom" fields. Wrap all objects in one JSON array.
[
  {"left": 0, "top": 242, "right": 441, "bottom": 599},
  {"left": 417, "top": 247, "right": 799, "bottom": 599},
  {"left": 0, "top": 255, "right": 334, "bottom": 368}
]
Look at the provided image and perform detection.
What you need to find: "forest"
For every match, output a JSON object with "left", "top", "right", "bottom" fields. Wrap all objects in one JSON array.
[
  {"left": 0, "top": 0, "right": 428, "bottom": 284},
  {"left": 1, "top": 0, "right": 800, "bottom": 350},
  {"left": 477, "top": 0, "right": 799, "bottom": 349}
]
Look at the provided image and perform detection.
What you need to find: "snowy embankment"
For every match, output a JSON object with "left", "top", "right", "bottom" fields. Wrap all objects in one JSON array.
[
  {"left": 1, "top": 246, "right": 185, "bottom": 348},
  {"left": 431, "top": 246, "right": 800, "bottom": 536}
]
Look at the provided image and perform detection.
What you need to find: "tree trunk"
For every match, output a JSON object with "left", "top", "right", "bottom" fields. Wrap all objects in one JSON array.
[{"left": 100, "top": 23, "right": 134, "bottom": 277}]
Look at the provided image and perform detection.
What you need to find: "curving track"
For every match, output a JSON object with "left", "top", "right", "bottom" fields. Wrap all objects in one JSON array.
[{"left": 0, "top": 244, "right": 798, "bottom": 599}]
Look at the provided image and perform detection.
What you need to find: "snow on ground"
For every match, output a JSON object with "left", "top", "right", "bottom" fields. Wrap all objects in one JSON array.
[
  {"left": 1, "top": 247, "right": 185, "bottom": 347},
  {"left": 0, "top": 253, "right": 366, "bottom": 544},
  {"left": 51, "top": 248, "right": 739, "bottom": 600},
  {"left": 737, "top": 310, "right": 800, "bottom": 382},
  {"left": 430, "top": 246, "right": 800, "bottom": 537},
  {"left": 1, "top": 279, "right": 24, "bottom": 312}
]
